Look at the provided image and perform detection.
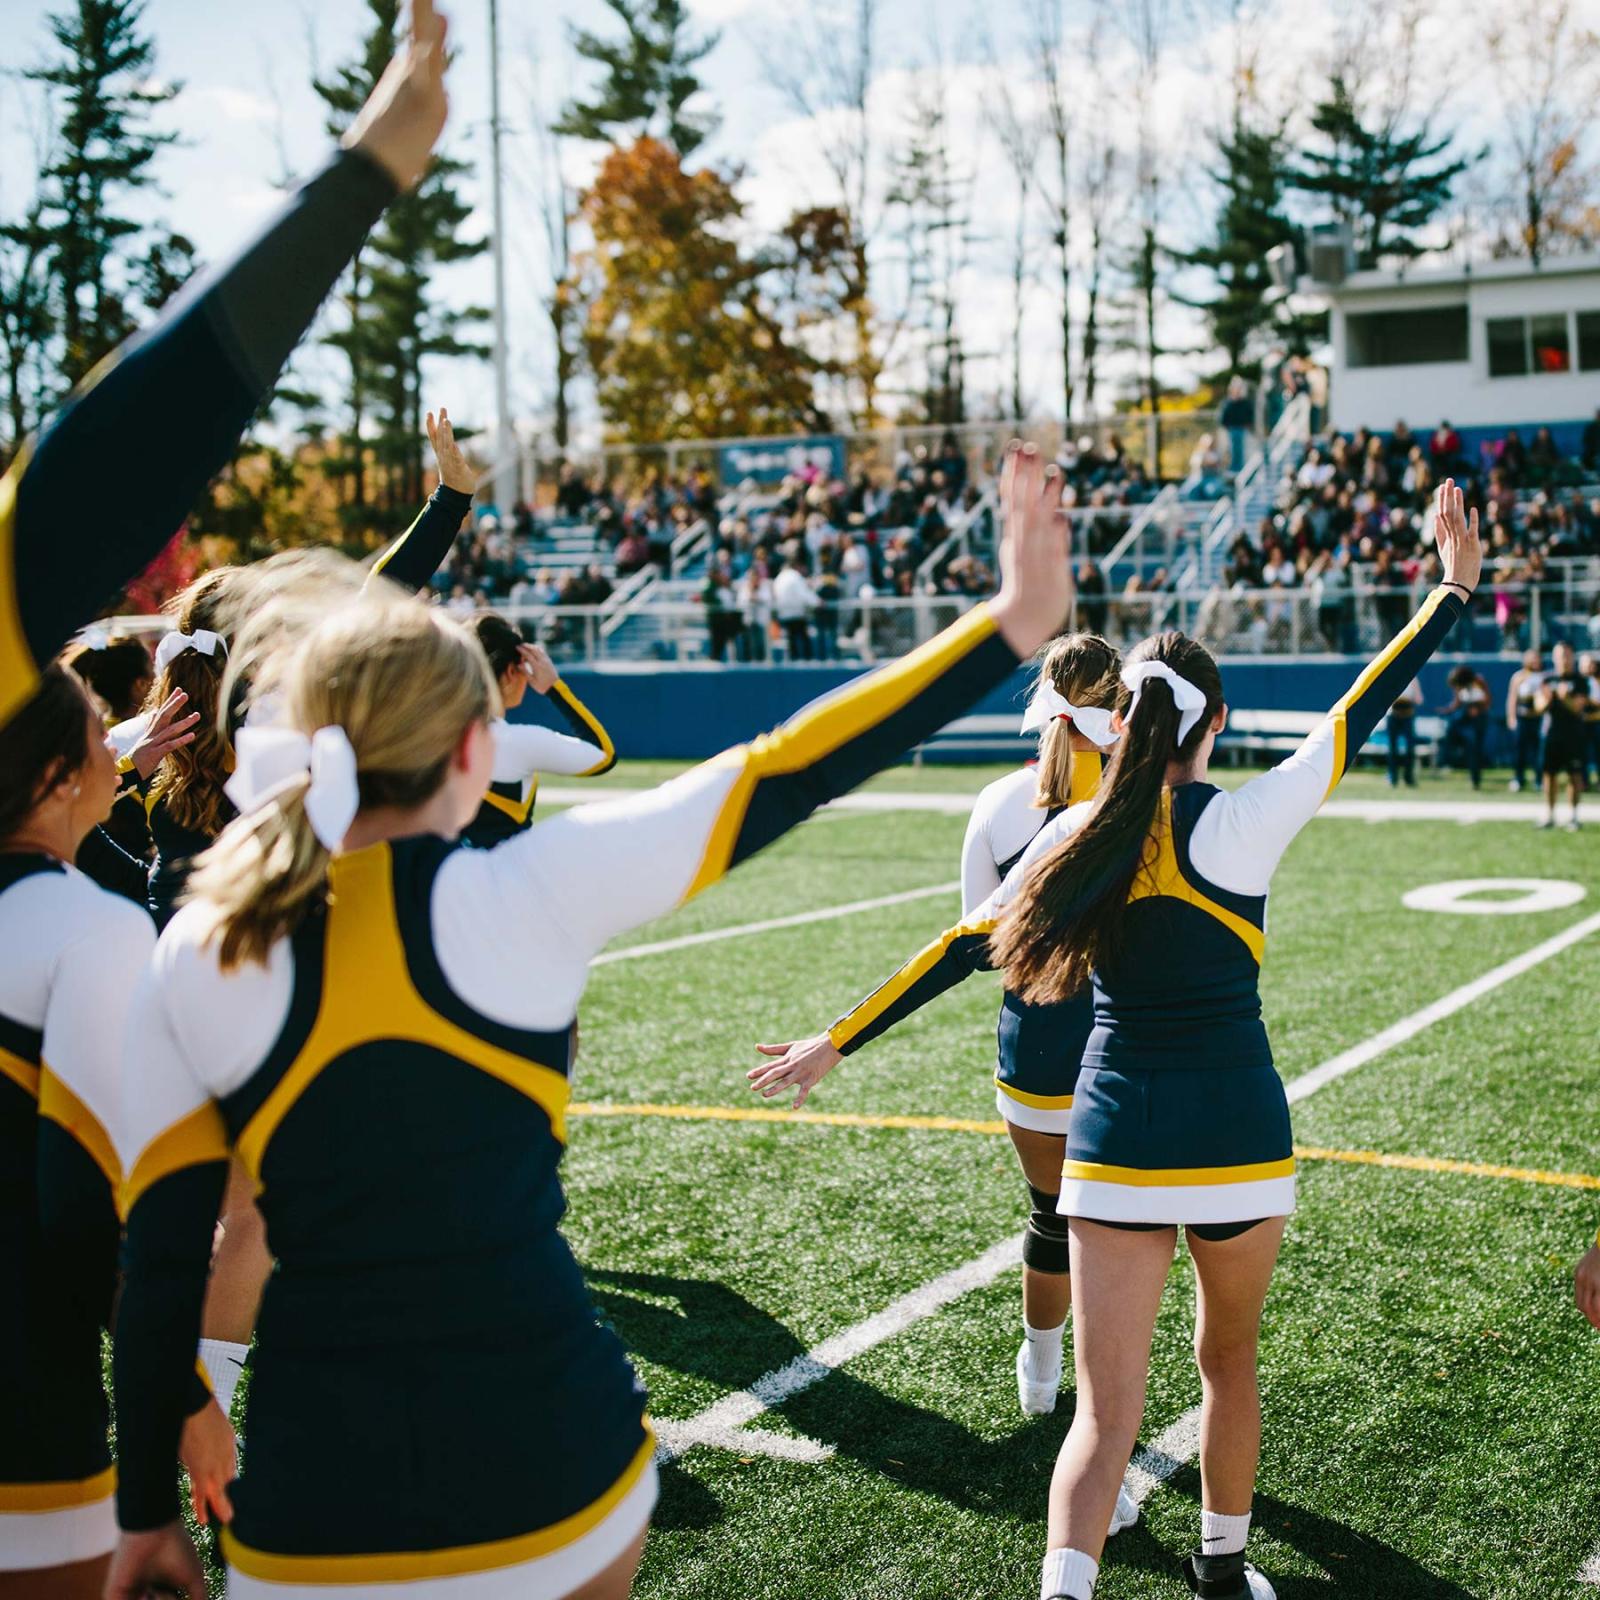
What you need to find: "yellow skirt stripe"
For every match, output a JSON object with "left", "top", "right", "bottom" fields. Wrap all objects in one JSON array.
[
  {"left": 38, "top": 1065, "right": 123, "bottom": 1187},
  {"left": 1061, "top": 1155, "right": 1296, "bottom": 1188},
  {"left": 684, "top": 605, "right": 997, "bottom": 901},
  {"left": 994, "top": 1078, "right": 1075, "bottom": 1111},
  {"left": 221, "top": 1429, "right": 655, "bottom": 1583},
  {"left": 0, "top": 1467, "right": 116, "bottom": 1513}
]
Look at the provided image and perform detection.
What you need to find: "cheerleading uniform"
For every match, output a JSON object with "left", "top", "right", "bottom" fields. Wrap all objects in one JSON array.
[
  {"left": 465, "top": 686, "right": 617, "bottom": 849},
  {"left": 993, "top": 588, "right": 1467, "bottom": 1226},
  {"left": 0, "top": 854, "right": 153, "bottom": 1570},
  {"left": 1542, "top": 672, "right": 1592, "bottom": 778},
  {"left": 0, "top": 148, "right": 398, "bottom": 734},
  {"left": 114, "top": 605, "right": 1022, "bottom": 1597}
]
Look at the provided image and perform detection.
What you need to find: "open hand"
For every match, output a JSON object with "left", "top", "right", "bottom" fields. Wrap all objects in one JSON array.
[
  {"left": 1432, "top": 478, "right": 1482, "bottom": 595},
  {"left": 519, "top": 643, "right": 559, "bottom": 694},
  {"left": 180, "top": 1396, "right": 237, "bottom": 1528},
  {"left": 104, "top": 1523, "right": 206, "bottom": 1600},
  {"left": 989, "top": 441, "right": 1073, "bottom": 660},
  {"left": 426, "top": 406, "right": 474, "bottom": 494},
  {"left": 343, "top": 0, "right": 450, "bottom": 192},
  {"left": 748, "top": 1034, "right": 843, "bottom": 1111},
  {"left": 125, "top": 688, "right": 201, "bottom": 781}
]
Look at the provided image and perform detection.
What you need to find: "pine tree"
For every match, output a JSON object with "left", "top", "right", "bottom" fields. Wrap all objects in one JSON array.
[
  {"left": 556, "top": 0, "right": 718, "bottom": 159},
  {"left": 1177, "top": 120, "right": 1296, "bottom": 380},
  {"left": 312, "top": 0, "right": 486, "bottom": 526},
  {"left": 28, "top": 0, "right": 178, "bottom": 386},
  {"left": 1289, "top": 76, "right": 1472, "bottom": 269}
]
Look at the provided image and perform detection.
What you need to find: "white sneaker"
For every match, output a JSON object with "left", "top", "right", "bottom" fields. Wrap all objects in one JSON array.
[
  {"left": 1016, "top": 1339, "right": 1061, "bottom": 1416},
  {"left": 1108, "top": 1485, "right": 1140, "bottom": 1536},
  {"left": 1243, "top": 1563, "right": 1276, "bottom": 1599}
]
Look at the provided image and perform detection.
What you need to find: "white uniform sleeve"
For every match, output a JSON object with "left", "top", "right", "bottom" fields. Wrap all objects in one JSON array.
[
  {"left": 959, "top": 801, "right": 1000, "bottom": 915},
  {"left": 491, "top": 720, "right": 617, "bottom": 782}
]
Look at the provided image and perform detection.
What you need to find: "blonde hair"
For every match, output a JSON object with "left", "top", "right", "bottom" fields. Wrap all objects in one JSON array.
[
  {"left": 190, "top": 580, "right": 498, "bottom": 970},
  {"left": 1031, "top": 633, "right": 1123, "bottom": 810},
  {"left": 143, "top": 567, "right": 243, "bottom": 837}
]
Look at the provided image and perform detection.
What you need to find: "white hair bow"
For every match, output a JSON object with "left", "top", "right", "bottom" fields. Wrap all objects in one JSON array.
[
  {"left": 1019, "top": 682, "right": 1120, "bottom": 748},
  {"left": 77, "top": 625, "right": 111, "bottom": 652},
  {"left": 1121, "top": 660, "right": 1210, "bottom": 746},
  {"left": 155, "top": 628, "right": 226, "bottom": 676},
  {"left": 224, "top": 725, "right": 360, "bottom": 852}
]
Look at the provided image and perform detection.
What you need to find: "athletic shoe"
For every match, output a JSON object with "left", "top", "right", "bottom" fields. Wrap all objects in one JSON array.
[
  {"left": 1537, "top": 818, "right": 1555, "bottom": 830},
  {"left": 1016, "top": 1338, "right": 1061, "bottom": 1416},
  {"left": 1109, "top": 1485, "right": 1139, "bottom": 1536},
  {"left": 1565, "top": 819, "right": 1583, "bottom": 831},
  {"left": 1182, "top": 1553, "right": 1275, "bottom": 1599},
  {"left": 1509, "top": 778, "right": 1523, "bottom": 792}
]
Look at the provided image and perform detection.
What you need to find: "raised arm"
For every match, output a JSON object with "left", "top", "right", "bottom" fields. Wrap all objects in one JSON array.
[
  {"left": 367, "top": 407, "right": 475, "bottom": 593},
  {"left": 1190, "top": 481, "right": 1480, "bottom": 896},
  {"left": 2, "top": 0, "right": 450, "bottom": 735},
  {"left": 478, "top": 444, "right": 1073, "bottom": 957}
]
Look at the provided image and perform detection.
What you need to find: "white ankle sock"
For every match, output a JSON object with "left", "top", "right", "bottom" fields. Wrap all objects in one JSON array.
[
  {"left": 198, "top": 1339, "right": 249, "bottom": 1415},
  {"left": 1200, "top": 1509, "right": 1251, "bottom": 1556},
  {"left": 1023, "top": 1318, "right": 1065, "bottom": 1368},
  {"left": 1040, "top": 1547, "right": 1097, "bottom": 1599}
]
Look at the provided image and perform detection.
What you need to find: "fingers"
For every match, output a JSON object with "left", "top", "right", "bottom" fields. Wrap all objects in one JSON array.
[
  {"left": 792, "top": 1084, "right": 811, "bottom": 1110},
  {"left": 1467, "top": 505, "right": 1480, "bottom": 541},
  {"left": 754, "top": 1042, "right": 791, "bottom": 1057},
  {"left": 426, "top": 410, "right": 438, "bottom": 446},
  {"left": 411, "top": 0, "right": 443, "bottom": 50}
]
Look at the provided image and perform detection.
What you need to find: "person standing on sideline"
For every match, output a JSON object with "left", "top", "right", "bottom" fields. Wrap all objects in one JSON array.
[
  {"left": 1218, "top": 378, "right": 1254, "bottom": 476},
  {"left": 773, "top": 558, "right": 817, "bottom": 661},
  {"left": 1536, "top": 641, "right": 1589, "bottom": 829},
  {"left": 1386, "top": 679, "right": 1423, "bottom": 788},
  {"left": 1506, "top": 650, "right": 1545, "bottom": 792}
]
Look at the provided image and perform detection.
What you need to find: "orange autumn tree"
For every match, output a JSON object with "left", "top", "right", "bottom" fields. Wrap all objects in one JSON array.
[{"left": 579, "top": 137, "right": 827, "bottom": 443}]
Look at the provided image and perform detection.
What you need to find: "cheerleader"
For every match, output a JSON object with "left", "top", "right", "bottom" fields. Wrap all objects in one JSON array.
[
  {"left": 0, "top": 0, "right": 448, "bottom": 737},
  {"left": 979, "top": 483, "right": 1479, "bottom": 1600},
  {"left": 1536, "top": 642, "right": 1590, "bottom": 829},
  {"left": 103, "top": 443, "right": 1071, "bottom": 1600},
  {"left": 1504, "top": 649, "right": 1544, "bottom": 792},
  {"left": 466, "top": 621, "right": 616, "bottom": 848},
  {"left": 0, "top": 667, "right": 233, "bottom": 1597},
  {"left": 750, "top": 635, "right": 1126, "bottom": 1428}
]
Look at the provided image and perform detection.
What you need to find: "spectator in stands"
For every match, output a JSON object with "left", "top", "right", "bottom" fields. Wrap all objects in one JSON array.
[
  {"left": 1185, "top": 433, "right": 1225, "bottom": 500},
  {"left": 703, "top": 559, "right": 741, "bottom": 662},
  {"left": 1442, "top": 665, "right": 1492, "bottom": 790},
  {"left": 1310, "top": 548, "right": 1353, "bottom": 652},
  {"left": 614, "top": 524, "right": 651, "bottom": 578},
  {"left": 1076, "top": 560, "right": 1108, "bottom": 636},
  {"left": 554, "top": 463, "right": 591, "bottom": 519},
  {"left": 1529, "top": 426, "right": 1562, "bottom": 485},
  {"left": 1499, "top": 428, "right": 1529, "bottom": 485},
  {"left": 1371, "top": 546, "right": 1412, "bottom": 639},
  {"left": 1386, "top": 677, "right": 1424, "bottom": 787},
  {"left": 773, "top": 557, "right": 816, "bottom": 661},
  {"left": 1218, "top": 377, "right": 1254, "bottom": 474},
  {"left": 1361, "top": 435, "right": 1391, "bottom": 493},
  {"left": 813, "top": 557, "right": 842, "bottom": 661},
  {"left": 1388, "top": 420, "right": 1416, "bottom": 467},
  {"left": 740, "top": 558, "right": 774, "bottom": 662},
  {"left": 1430, "top": 419, "right": 1462, "bottom": 474}
]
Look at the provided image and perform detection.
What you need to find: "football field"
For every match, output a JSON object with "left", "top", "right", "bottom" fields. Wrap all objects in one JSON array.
[{"left": 550, "top": 762, "right": 1600, "bottom": 1600}]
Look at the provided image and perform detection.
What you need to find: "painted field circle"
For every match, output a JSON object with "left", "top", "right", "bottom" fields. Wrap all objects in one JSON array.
[{"left": 1401, "top": 878, "right": 1588, "bottom": 916}]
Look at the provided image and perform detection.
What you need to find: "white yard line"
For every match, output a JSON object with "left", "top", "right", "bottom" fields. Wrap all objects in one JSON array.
[
  {"left": 544, "top": 786, "right": 1550, "bottom": 824},
  {"left": 655, "top": 910, "right": 1600, "bottom": 1516},
  {"left": 595, "top": 882, "right": 959, "bottom": 966}
]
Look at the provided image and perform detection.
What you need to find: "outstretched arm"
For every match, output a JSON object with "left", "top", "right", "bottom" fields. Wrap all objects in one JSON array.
[
  {"left": 483, "top": 444, "right": 1074, "bottom": 957},
  {"left": 489, "top": 648, "right": 617, "bottom": 781},
  {"left": 367, "top": 407, "right": 475, "bottom": 593},
  {"left": 1192, "top": 481, "right": 1481, "bottom": 896},
  {"left": 3, "top": 0, "right": 451, "bottom": 734}
]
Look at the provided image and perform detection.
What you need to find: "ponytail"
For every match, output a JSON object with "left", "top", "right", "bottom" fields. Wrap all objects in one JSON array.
[
  {"left": 1030, "top": 633, "right": 1121, "bottom": 811},
  {"left": 993, "top": 632, "right": 1222, "bottom": 1004}
]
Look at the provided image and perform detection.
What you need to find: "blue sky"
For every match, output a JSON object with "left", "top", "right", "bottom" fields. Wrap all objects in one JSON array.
[{"left": 3, "top": 0, "right": 1595, "bottom": 451}]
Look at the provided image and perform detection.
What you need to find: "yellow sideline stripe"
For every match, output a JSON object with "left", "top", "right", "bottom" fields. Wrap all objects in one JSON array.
[{"left": 568, "top": 1102, "right": 1600, "bottom": 1192}]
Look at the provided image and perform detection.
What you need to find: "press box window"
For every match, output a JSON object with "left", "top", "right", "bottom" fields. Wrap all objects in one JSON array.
[
  {"left": 1486, "top": 317, "right": 1528, "bottom": 377},
  {"left": 1489, "top": 312, "right": 1576, "bottom": 377},
  {"left": 1344, "top": 305, "right": 1468, "bottom": 368}
]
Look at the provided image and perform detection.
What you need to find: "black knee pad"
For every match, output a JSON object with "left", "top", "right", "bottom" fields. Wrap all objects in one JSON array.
[{"left": 1024, "top": 1185, "right": 1072, "bottom": 1275}]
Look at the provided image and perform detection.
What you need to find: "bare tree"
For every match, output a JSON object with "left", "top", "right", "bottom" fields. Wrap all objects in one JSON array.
[
  {"left": 0, "top": 78, "right": 56, "bottom": 454},
  {"left": 980, "top": 24, "right": 1044, "bottom": 422},
  {"left": 1481, "top": 0, "right": 1600, "bottom": 263},
  {"left": 759, "top": 0, "right": 886, "bottom": 425},
  {"left": 1028, "top": 0, "right": 1076, "bottom": 425},
  {"left": 1076, "top": 12, "right": 1118, "bottom": 417}
]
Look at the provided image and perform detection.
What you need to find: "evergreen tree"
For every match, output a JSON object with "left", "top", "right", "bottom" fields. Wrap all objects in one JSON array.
[
  {"left": 556, "top": 0, "right": 718, "bottom": 159},
  {"left": 0, "top": 195, "right": 55, "bottom": 457},
  {"left": 1289, "top": 76, "right": 1472, "bottom": 269},
  {"left": 28, "top": 0, "right": 178, "bottom": 386},
  {"left": 312, "top": 0, "right": 486, "bottom": 526},
  {"left": 1177, "top": 119, "right": 1296, "bottom": 380}
]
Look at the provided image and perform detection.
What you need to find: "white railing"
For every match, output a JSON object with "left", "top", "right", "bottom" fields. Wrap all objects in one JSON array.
[{"left": 915, "top": 488, "right": 998, "bottom": 587}]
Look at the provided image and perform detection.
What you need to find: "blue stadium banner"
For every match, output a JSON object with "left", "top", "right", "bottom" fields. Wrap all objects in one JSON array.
[{"left": 717, "top": 434, "right": 847, "bottom": 485}]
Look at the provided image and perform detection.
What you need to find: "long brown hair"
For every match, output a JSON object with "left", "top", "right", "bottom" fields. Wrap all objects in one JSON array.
[
  {"left": 60, "top": 633, "right": 152, "bottom": 722},
  {"left": 993, "top": 632, "right": 1224, "bottom": 1004},
  {"left": 0, "top": 666, "right": 94, "bottom": 844},
  {"left": 143, "top": 568, "right": 241, "bottom": 836},
  {"left": 1031, "top": 633, "right": 1122, "bottom": 810}
]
